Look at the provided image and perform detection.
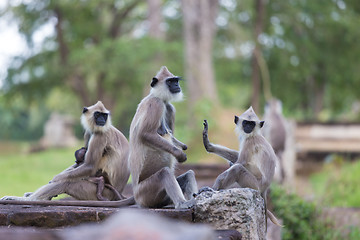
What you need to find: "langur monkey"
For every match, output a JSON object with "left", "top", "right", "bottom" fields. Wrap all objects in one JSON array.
[
  {"left": 1, "top": 101, "right": 134, "bottom": 207},
  {"left": 128, "top": 66, "right": 198, "bottom": 209},
  {"left": 202, "top": 107, "right": 282, "bottom": 227},
  {"left": 263, "top": 98, "right": 287, "bottom": 183},
  {"left": 73, "top": 146, "right": 122, "bottom": 201}
]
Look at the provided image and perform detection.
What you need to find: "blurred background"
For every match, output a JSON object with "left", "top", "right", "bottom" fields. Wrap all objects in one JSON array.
[{"left": 0, "top": 0, "right": 360, "bottom": 239}]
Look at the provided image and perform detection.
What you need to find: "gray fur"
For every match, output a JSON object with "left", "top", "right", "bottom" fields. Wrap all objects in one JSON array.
[
  {"left": 1, "top": 101, "right": 133, "bottom": 207},
  {"left": 129, "top": 66, "right": 197, "bottom": 209},
  {"left": 202, "top": 107, "right": 281, "bottom": 227}
]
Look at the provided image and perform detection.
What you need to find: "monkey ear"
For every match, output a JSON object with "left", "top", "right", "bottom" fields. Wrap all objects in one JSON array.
[
  {"left": 83, "top": 107, "right": 88, "bottom": 114},
  {"left": 260, "top": 121, "right": 265, "bottom": 128},
  {"left": 234, "top": 116, "right": 239, "bottom": 125},
  {"left": 151, "top": 77, "right": 158, "bottom": 87}
]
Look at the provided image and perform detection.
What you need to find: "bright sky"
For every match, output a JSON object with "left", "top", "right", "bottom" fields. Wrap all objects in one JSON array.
[
  {"left": 0, "top": 1, "right": 27, "bottom": 87},
  {"left": 0, "top": 1, "right": 56, "bottom": 88}
]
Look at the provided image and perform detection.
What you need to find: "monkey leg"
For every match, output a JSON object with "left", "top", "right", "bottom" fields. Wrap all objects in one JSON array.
[
  {"left": 104, "top": 183, "right": 125, "bottom": 200},
  {"left": 87, "top": 176, "right": 124, "bottom": 201},
  {"left": 87, "top": 176, "right": 109, "bottom": 201},
  {"left": 134, "top": 167, "right": 190, "bottom": 209},
  {"left": 212, "top": 163, "right": 260, "bottom": 191},
  {"left": 26, "top": 182, "right": 69, "bottom": 200},
  {"left": 65, "top": 180, "right": 117, "bottom": 201},
  {"left": 176, "top": 170, "right": 198, "bottom": 200}
]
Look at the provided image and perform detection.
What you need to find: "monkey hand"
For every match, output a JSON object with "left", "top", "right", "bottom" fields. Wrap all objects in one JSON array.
[
  {"left": 203, "top": 119, "right": 209, "bottom": 132},
  {"left": 174, "top": 147, "right": 187, "bottom": 163},
  {"left": 202, "top": 120, "right": 213, "bottom": 152}
]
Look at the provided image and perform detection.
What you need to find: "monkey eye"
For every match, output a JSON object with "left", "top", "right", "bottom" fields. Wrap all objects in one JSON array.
[
  {"left": 166, "top": 77, "right": 179, "bottom": 84},
  {"left": 242, "top": 120, "right": 255, "bottom": 128}
]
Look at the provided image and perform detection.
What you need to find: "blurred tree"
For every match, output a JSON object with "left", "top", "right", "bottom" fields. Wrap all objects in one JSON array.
[
  {"left": 147, "top": 0, "right": 164, "bottom": 39},
  {"left": 251, "top": 0, "right": 266, "bottom": 113},
  {"left": 264, "top": 0, "right": 360, "bottom": 119},
  {"left": 181, "top": 0, "right": 219, "bottom": 105},
  {"left": 1, "top": 0, "right": 184, "bottom": 135}
]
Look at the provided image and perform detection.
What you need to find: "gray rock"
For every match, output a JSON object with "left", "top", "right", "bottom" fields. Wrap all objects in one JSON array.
[{"left": 194, "top": 188, "right": 265, "bottom": 240}]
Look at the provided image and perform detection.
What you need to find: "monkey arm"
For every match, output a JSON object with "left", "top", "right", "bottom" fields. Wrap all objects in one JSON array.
[
  {"left": 165, "top": 103, "right": 175, "bottom": 132},
  {"left": 141, "top": 132, "right": 186, "bottom": 162},
  {"left": 139, "top": 97, "right": 186, "bottom": 162},
  {"left": 52, "top": 135, "right": 105, "bottom": 182},
  {"left": 203, "top": 120, "right": 239, "bottom": 163},
  {"left": 84, "top": 131, "right": 91, "bottom": 148}
]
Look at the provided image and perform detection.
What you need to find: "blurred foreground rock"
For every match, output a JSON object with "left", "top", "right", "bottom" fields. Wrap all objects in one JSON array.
[
  {"left": 194, "top": 188, "right": 266, "bottom": 240},
  {"left": 1, "top": 188, "right": 270, "bottom": 239},
  {"left": 0, "top": 209, "right": 215, "bottom": 240},
  {"left": 60, "top": 209, "right": 215, "bottom": 240}
]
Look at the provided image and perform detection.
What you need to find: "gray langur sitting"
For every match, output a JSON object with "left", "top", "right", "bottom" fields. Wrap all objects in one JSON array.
[
  {"left": 128, "top": 66, "right": 198, "bottom": 209},
  {"left": 201, "top": 107, "right": 282, "bottom": 227},
  {"left": 1, "top": 101, "right": 134, "bottom": 207}
]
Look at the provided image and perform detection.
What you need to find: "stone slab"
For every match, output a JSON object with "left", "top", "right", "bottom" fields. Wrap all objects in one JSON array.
[{"left": 0, "top": 204, "right": 192, "bottom": 228}]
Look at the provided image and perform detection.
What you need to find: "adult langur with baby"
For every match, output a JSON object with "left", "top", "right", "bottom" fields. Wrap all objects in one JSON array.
[{"left": 1, "top": 101, "right": 134, "bottom": 207}]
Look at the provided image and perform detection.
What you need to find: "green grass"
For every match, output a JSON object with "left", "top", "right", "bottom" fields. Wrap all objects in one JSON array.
[
  {"left": 310, "top": 158, "right": 360, "bottom": 207},
  {"left": 0, "top": 143, "right": 78, "bottom": 197}
]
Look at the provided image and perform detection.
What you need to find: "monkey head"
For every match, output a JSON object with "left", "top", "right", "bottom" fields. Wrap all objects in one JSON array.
[
  {"left": 81, "top": 101, "right": 111, "bottom": 133},
  {"left": 235, "top": 107, "right": 264, "bottom": 136},
  {"left": 265, "top": 98, "right": 283, "bottom": 115},
  {"left": 74, "top": 147, "right": 87, "bottom": 165},
  {"left": 150, "top": 66, "right": 183, "bottom": 102}
]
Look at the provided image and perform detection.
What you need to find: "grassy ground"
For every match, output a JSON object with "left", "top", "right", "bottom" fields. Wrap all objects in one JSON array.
[
  {"left": 310, "top": 158, "right": 360, "bottom": 207},
  {"left": 0, "top": 142, "right": 78, "bottom": 197}
]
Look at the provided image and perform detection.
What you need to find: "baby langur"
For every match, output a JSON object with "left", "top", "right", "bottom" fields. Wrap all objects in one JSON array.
[
  {"left": 73, "top": 147, "right": 122, "bottom": 201},
  {"left": 201, "top": 107, "right": 282, "bottom": 227},
  {"left": 128, "top": 66, "right": 198, "bottom": 209},
  {"left": 1, "top": 101, "right": 134, "bottom": 207}
]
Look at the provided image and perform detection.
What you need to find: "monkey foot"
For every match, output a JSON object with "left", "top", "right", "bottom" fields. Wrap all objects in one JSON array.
[
  {"left": 176, "top": 198, "right": 196, "bottom": 209},
  {"left": 0, "top": 196, "right": 25, "bottom": 201},
  {"left": 197, "top": 186, "right": 215, "bottom": 196}
]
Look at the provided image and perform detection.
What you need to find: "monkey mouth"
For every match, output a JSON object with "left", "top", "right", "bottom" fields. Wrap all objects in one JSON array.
[
  {"left": 243, "top": 126, "right": 255, "bottom": 134},
  {"left": 97, "top": 121, "right": 106, "bottom": 126},
  {"left": 171, "top": 87, "right": 181, "bottom": 93}
]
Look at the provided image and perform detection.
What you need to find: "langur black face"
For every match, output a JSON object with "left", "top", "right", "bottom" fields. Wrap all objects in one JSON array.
[
  {"left": 234, "top": 116, "right": 264, "bottom": 134},
  {"left": 242, "top": 120, "right": 256, "bottom": 134},
  {"left": 166, "top": 77, "right": 181, "bottom": 93},
  {"left": 151, "top": 77, "right": 182, "bottom": 94},
  {"left": 94, "top": 111, "right": 108, "bottom": 126}
]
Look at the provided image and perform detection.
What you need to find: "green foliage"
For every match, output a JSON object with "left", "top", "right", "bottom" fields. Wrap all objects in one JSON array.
[
  {"left": 311, "top": 158, "right": 360, "bottom": 207},
  {"left": 0, "top": 97, "right": 50, "bottom": 140},
  {"left": 270, "top": 184, "right": 341, "bottom": 240}
]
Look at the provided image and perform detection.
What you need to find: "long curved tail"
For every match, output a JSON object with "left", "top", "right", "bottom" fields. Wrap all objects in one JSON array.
[
  {"left": 267, "top": 209, "right": 284, "bottom": 227},
  {"left": 0, "top": 196, "right": 136, "bottom": 208}
]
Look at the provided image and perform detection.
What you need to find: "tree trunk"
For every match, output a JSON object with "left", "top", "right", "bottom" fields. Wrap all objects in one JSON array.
[
  {"left": 181, "top": 0, "right": 219, "bottom": 104},
  {"left": 144, "top": 0, "right": 164, "bottom": 96},
  {"left": 147, "top": 0, "right": 164, "bottom": 39},
  {"left": 251, "top": 0, "right": 265, "bottom": 113}
]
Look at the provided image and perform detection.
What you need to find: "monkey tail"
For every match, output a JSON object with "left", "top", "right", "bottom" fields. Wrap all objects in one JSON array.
[
  {"left": 267, "top": 209, "right": 284, "bottom": 227},
  {"left": 0, "top": 196, "right": 136, "bottom": 208}
]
